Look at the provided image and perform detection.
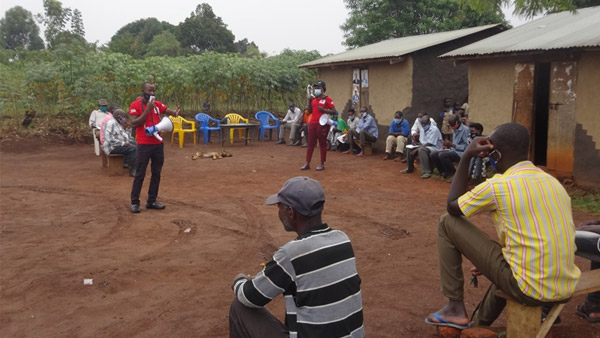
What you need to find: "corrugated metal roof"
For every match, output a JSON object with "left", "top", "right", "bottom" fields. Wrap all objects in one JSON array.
[
  {"left": 442, "top": 6, "right": 600, "bottom": 58},
  {"left": 299, "top": 24, "right": 501, "bottom": 68}
]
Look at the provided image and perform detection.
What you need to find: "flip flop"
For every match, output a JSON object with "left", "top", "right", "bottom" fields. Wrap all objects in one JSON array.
[
  {"left": 424, "top": 312, "right": 470, "bottom": 330},
  {"left": 576, "top": 303, "right": 600, "bottom": 323}
]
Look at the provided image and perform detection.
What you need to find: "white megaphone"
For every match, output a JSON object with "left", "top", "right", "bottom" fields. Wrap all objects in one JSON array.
[
  {"left": 145, "top": 116, "right": 173, "bottom": 141},
  {"left": 319, "top": 114, "right": 338, "bottom": 127}
]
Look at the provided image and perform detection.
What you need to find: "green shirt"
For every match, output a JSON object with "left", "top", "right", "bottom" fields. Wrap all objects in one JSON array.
[{"left": 336, "top": 118, "right": 348, "bottom": 133}]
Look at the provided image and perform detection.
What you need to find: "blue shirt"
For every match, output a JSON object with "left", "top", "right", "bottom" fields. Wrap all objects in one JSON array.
[
  {"left": 419, "top": 124, "right": 443, "bottom": 151},
  {"left": 452, "top": 123, "right": 470, "bottom": 157},
  {"left": 357, "top": 114, "right": 378, "bottom": 138},
  {"left": 389, "top": 118, "right": 410, "bottom": 137}
]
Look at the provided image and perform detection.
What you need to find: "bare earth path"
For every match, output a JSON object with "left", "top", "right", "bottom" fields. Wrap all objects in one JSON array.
[{"left": 1, "top": 138, "right": 598, "bottom": 337}]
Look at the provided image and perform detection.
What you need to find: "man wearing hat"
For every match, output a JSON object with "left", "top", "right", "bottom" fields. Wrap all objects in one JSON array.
[
  {"left": 301, "top": 80, "right": 336, "bottom": 171},
  {"left": 229, "top": 176, "right": 364, "bottom": 338},
  {"left": 89, "top": 99, "right": 109, "bottom": 156}
]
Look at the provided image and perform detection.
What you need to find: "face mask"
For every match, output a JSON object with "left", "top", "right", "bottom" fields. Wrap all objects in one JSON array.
[
  {"left": 423, "top": 125, "right": 430, "bottom": 132},
  {"left": 361, "top": 112, "right": 367, "bottom": 118},
  {"left": 349, "top": 116, "right": 355, "bottom": 121},
  {"left": 314, "top": 89, "right": 322, "bottom": 96},
  {"left": 143, "top": 93, "right": 153, "bottom": 101},
  {"left": 394, "top": 118, "right": 402, "bottom": 125},
  {"left": 99, "top": 106, "right": 107, "bottom": 112}
]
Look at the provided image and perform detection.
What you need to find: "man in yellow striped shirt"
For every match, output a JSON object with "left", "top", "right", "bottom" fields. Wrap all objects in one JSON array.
[{"left": 425, "top": 123, "right": 580, "bottom": 329}]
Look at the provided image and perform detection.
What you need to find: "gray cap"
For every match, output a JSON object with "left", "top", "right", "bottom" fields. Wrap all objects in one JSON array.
[
  {"left": 266, "top": 176, "right": 325, "bottom": 217},
  {"left": 98, "top": 99, "right": 108, "bottom": 106}
]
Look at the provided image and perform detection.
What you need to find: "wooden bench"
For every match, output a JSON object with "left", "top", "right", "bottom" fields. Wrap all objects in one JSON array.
[
  {"left": 353, "top": 140, "right": 373, "bottom": 155},
  {"left": 497, "top": 269, "right": 600, "bottom": 338},
  {"left": 107, "top": 154, "right": 126, "bottom": 176}
]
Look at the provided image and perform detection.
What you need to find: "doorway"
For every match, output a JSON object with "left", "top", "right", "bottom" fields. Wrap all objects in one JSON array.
[{"left": 533, "top": 63, "right": 550, "bottom": 165}]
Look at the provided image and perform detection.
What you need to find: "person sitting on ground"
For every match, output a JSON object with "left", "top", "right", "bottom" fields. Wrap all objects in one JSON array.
[
  {"left": 383, "top": 110, "right": 410, "bottom": 160},
  {"left": 424, "top": 122, "right": 580, "bottom": 330},
  {"left": 327, "top": 110, "right": 348, "bottom": 151},
  {"left": 401, "top": 115, "right": 442, "bottom": 179},
  {"left": 410, "top": 112, "right": 437, "bottom": 145},
  {"left": 343, "top": 107, "right": 378, "bottom": 157},
  {"left": 430, "top": 114, "right": 470, "bottom": 182},
  {"left": 277, "top": 102, "right": 303, "bottom": 145},
  {"left": 467, "top": 122, "right": 484, "bottom": 182},
  {"left": 575, "top": 219, "right": 600, "bottom": 323},
  {"left": 89, "top": 98, "right": 110, "bottom": 156},
  {"left": 229, "top": 176, "right": 364, "bottom": 338},
  {"left": 101, "top": 109, "right": 137, "bottom": 177}
]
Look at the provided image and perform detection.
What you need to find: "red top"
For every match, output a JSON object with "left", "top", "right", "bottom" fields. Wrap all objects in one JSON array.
[
  {"left": 129, "top": 97, "right": 168, "bottom": 145},
  {"left": 309, "top": 96, "right": 335, "bottom": 124}
]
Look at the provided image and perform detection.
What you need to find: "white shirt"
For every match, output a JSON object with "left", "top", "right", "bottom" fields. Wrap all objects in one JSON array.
[
  {"left": 282, "top": 107, "right": 302, "bottom": 124},
  {"left": 347, "top": 116, "right": 359, "bottom": 131},
  {"left": 89, "top": 109, "right": 109, "bottom": 129},
  {"left": 411, "top": 117, "right": 437, "bottom": 135}
]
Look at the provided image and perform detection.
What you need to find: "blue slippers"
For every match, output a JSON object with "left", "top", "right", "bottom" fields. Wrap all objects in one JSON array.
[{"left": 425, "top": 312, "right": 471, "bottom": 330}]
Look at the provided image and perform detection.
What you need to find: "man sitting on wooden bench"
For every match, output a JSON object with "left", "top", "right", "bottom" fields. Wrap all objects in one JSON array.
[
  {"left": 424, "top": 123, "right": 581, "bottom": 330},
  {"left": 102, "top": 109, "right": 137, "bottom": 177}
]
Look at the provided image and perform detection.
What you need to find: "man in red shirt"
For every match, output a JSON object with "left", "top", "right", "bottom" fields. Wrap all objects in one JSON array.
[
  {"left": 301, "top": 81, "right": 335, "bottom": 171},
  {"left": 129, "top": 82, "right": 180, "bottom": 214}
]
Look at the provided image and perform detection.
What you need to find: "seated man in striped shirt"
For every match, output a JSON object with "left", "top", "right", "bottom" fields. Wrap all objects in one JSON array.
[
  {"left": 102, "top": 109, "right": 137, "bottom": 177},
  {"left": 230, "top": 176, "right": 364, "bottom": 338},
  {"left": 425, "top": 123, "right": 580, "bottom": 329}
]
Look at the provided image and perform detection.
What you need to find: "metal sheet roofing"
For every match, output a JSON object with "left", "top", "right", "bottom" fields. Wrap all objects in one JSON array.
[
  {"left": 442, "top": 6, "right": 600, "bottom": 58},
  {"left": 299, "top": 24, "right": 501, "bottom": 68}
]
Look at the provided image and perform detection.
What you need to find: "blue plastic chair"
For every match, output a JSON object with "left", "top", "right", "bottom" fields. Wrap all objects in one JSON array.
[
  {"left": 195, "top": 113, "right": 221, "bottom": 145},
  {"left": 255, "top": 111, "right": 280, "bottom": 141}
]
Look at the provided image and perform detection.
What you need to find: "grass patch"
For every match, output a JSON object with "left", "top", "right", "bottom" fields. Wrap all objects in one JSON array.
[{"left": 568, "top": 188, "right": 600, "bottom": 215}]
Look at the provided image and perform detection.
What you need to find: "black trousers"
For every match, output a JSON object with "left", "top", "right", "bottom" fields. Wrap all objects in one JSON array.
[{"left": 131, "top": 143, "right": 164, "bottom": 205}]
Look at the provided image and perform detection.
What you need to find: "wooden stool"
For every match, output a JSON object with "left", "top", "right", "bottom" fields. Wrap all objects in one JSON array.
[
  {"left": 362, "top": 143, "right": 373, "bottom": 156},
  {"left": 496, "top": 269, "right": 600, "bottom": 338},
  {"left": 107, "top": 154, "right": 126, "bottom": 176},
  {"left": 100, "top": 152, "right": 108, "bottom": 168}
]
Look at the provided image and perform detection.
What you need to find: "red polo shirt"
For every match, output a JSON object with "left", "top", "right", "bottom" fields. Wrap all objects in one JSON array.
[
  {"left": 309, "top": 96, "right": 335, "bottom": 124},
  {"left": 129, "top": 97, "right": 168, "bottom": 145}
]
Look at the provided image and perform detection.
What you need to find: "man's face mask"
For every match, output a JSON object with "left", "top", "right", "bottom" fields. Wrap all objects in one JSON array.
[
  {"left": 361, "top": 111, "right": 367, "bottom": 118},
  {"left": 314, "top": 89, "right": 322, "bottom": 96},
  {"left": 143, "top": 93, "right": 153, "bottom": 101},
  {"left": 99, "top": 106, "right": 107, "bottom": 112},
  {"left": 423, "top": 125, "right": 431, "bottom": 132},
  {"left": 394, "top": 118, "right": 402, "bottom": 125}
]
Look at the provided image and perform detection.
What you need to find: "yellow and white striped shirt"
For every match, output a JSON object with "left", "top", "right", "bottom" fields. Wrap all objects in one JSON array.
[{"left": 458, "top": 161, "right": 580, "bottom": 301}]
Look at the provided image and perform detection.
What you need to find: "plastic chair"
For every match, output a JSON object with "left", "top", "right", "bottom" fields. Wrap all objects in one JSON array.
[
  {"left": 255, "top": 111, "right": 280, "bottom": 141},
  {"left": 223, "top": 113, "right": 249, "bottom": 144},
  {"left": 195, "top": 113, "right": 221, "bottom": 145},
  {"left": 169, "top": 116, "right": 197, "bottom": 148}
]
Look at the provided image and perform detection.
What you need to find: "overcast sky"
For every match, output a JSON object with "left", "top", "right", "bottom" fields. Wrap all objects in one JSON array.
[{"left": 1, "top": 0, "right": 535, "bottom": 56}]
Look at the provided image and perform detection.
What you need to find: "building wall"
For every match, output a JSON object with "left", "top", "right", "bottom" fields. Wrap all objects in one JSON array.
[
  {"left": 368, "top": 57, "right": 413, "bottom": 126},
  {"left": 468, "top": 59, "right": 515, "bottom": 132},
  {"left": 318, "top": 66, "right": 354, "bottom": 113},
  {"left": 573, "top": 51, "right": 600, "bottom": 187}
]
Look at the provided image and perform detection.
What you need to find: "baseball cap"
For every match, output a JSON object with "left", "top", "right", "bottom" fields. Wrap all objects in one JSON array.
[
  {"left": 266, "top": 176, "right": 325, "bottom": 217},
  {"left": 313, "top": 80, "right": 326, "bottom": 89}
]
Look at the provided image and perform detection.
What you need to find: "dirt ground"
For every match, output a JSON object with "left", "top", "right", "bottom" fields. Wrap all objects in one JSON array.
[{"left": 1, "top": 136, "right": 598, "bottom": 338}]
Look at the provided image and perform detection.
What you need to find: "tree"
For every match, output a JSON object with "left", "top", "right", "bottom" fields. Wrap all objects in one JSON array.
[
  {"left": 464, "top": 0, "right": 600, "bottom": 19},
  {"left": 36, "top": 0, "right": 72, "bottom": 48},
  {"left": 108, "top": 18, "right": 176, "bottom": 58},
  {"left": 145, "top": 31, "right": 184, "bottom": 57},
  {"left": 70, "top": 9, "right": 84, "bottom": 39},
  {"left": 0, "top": 6, "right": 44, "bottom": 50},
  {"left": 176, "top": 3, "right": 235, "bottom": 53},
  {"left": 234, "top": 38, "right": 263, "bottom": 57},
  {"left": 342, "top": 0, "right": 507, "bottom": 48}
]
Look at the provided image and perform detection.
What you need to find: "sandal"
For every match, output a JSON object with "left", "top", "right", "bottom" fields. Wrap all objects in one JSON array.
[{"left": 576, "top": 301, "right": 600, "bottom": 323}]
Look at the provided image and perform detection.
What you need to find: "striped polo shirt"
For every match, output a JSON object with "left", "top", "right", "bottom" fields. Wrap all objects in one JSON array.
[
  {"left": 234, "top": 224, "right": 364, "bottom": 337},
  {"left": 458, "top": 161, "right": 581, "bottom": 301}
]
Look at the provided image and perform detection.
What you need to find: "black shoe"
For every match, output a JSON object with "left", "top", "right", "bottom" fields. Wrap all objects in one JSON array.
[
  {"left": 292, "top": 141, "right": 301, "bottom": 146},
  {"left": 275, "top": 139, "right": 285, "bottom": 144},
  {"left": 146, "top": 202, "right": 166, "bottom": 210},
  {"left": 300, "top": 163, "right": 310, "bottom": 170},
  {"left": 131, "top": 204, "right": 141, "bottom": 213}
]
